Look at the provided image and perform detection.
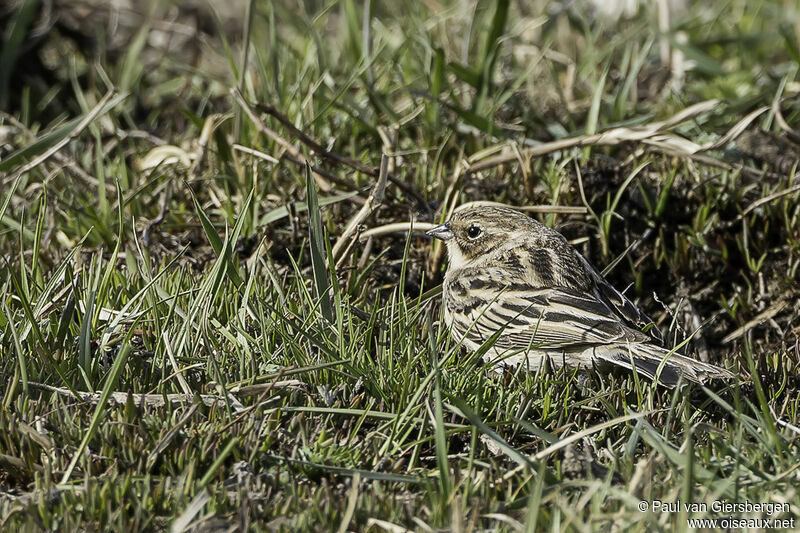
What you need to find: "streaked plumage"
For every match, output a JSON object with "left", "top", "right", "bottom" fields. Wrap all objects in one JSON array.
[{"left": 427, "top": 206, "right": 732, "bottom": 387}]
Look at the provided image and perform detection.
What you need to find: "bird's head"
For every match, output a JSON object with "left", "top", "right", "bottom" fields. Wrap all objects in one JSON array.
[{"left": 426, "top": 206, "right": 543, "bottom": 269}]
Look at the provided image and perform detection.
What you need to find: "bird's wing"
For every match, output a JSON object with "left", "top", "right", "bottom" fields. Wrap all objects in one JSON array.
[
  {"left": 448, "top": 284, "right": 651, "bottom": 352},
  {"left": 592, "top": 342, "right": 734, "bottom": 386},
  {"left": 502, "top": 240, "right": 664, "bottom": 345},
  {"left": 579, "top": 256, "right": 665, "bottom": 345}
]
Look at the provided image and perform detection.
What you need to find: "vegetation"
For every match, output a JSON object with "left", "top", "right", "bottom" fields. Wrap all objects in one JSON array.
[{"left": 1, "top": 0, "right": 799, "bottom": 530}]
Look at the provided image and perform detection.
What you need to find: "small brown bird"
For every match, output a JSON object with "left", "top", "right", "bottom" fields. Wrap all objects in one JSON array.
[{"left": 426, "top": 206, "right": 733, "bottom": 386}]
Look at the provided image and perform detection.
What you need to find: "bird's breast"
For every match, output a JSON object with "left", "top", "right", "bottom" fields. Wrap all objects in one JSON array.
[{"left": 443, "top": 268, "right": 514, "bottom": 315}]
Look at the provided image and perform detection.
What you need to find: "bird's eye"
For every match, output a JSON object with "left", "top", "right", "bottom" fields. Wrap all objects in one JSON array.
[{"left": 467, "top": 224, "right": 482, "bottom": 239}]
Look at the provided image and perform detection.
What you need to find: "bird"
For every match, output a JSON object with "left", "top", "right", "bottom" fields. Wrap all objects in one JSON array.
[{"left": 426, "top": 206, "right": 733, "bottom": 387}]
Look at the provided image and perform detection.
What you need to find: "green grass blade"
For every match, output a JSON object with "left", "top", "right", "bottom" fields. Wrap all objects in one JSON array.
[
  {"left": 448, "top": 397, "right": 534, "bottom": 470},
  {"left": 306, "top": 163, "right": 333, "bottom": 323},
  {"left": 0, "top": 92, "right": 128, "bottom": 172},
  {"left": 59, "top": 341, "right": 132, "bottom": 484},
  {"left": 429, "top": 311, "right": 450, "bottom": 499}
]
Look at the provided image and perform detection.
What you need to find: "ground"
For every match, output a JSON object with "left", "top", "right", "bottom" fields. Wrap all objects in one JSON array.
[{"left": 1, "top": 0, "right": 799, "bottom": 531}]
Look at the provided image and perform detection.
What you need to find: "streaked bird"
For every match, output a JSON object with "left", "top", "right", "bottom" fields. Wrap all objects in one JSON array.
[{"left": 426, "top": 206, "right": 733, "bottom": 387}]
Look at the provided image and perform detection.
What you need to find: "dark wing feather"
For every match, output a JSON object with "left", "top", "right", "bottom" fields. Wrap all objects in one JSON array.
[
  {"left": 579, "top": 256, "right": 665, "bottom": 345},
  {"left": 593, "top": 343, "right": 734, "bottom": 386},
  {"left": 512, "top": 238, "right": 664, "bottom": 345}
]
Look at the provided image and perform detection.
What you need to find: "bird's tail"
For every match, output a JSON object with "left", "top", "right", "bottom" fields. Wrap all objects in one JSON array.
[{"left": 596, "top": 342, "right": 734, "bottom": 387}]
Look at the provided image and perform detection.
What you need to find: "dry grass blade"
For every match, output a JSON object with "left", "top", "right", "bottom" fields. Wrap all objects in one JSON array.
[
  {"left": 644, "top": 106, "right": 769, "bottom": 156},
  {"left": 188, "top": 113, "right": 230, "bottom": 177},
  {"left": 642, "top": 132, "right": 702, "bottom": 153},
  {"left": 256, "top": 101, "right": 429, "bottom": 211},
  {"left": 336, "top": 471, "right": 360, "bottom": 533},
  {"left": 171, "top": 491, "right": 211, "bottom": 533},
  {"left": 333, "top": 153, "right": 390, "bottom": 260},
  {"left": 232, "top": 143, "right": 279, "bottom": 163},
  {"left": 359, "top": 222, "right": 436, "bottom": 240},
  {"left": 739, "top": 182, "right": 800, "bottom": 218},
  {"left": 231, "top": 87, "right": 301, "bottom": 159},
  {"left": 721, "top": 300, "right": 789, "bottom": 344},
  {"left": 229, "top": 380, "right": 306, "bottom": 395},
  {"left": 231, "top": 87, "right": 365, "bottom": 201},
  {"left": 366, "top": 518, "right": 412, "bottom": 533},
  {"left": 257, "top": 102, "right": 375, "bottom": 175},
  {"left": 657, "top": 99, "right": 720, "bottom": 129},
  {"left": 466, "top": 99, "right": 721, "bottom": 174},
  {"left": 772, "top": 94, "right": 800, "bottom": 139},
  {"left": 699, "top": 106, "right": 770, "bottom": 152},
  {"left": 27, "top": 381, "right": 246, "bottom": 412}
]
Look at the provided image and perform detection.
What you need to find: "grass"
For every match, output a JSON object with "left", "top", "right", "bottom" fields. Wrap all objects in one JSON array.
[{"left": 1, "top": 0, "right": 800, "bottom": 530}]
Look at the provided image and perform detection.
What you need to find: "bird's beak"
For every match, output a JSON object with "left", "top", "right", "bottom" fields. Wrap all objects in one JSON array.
[{"left": 426, "top": 222, "right": 454, "bottom": 241}]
